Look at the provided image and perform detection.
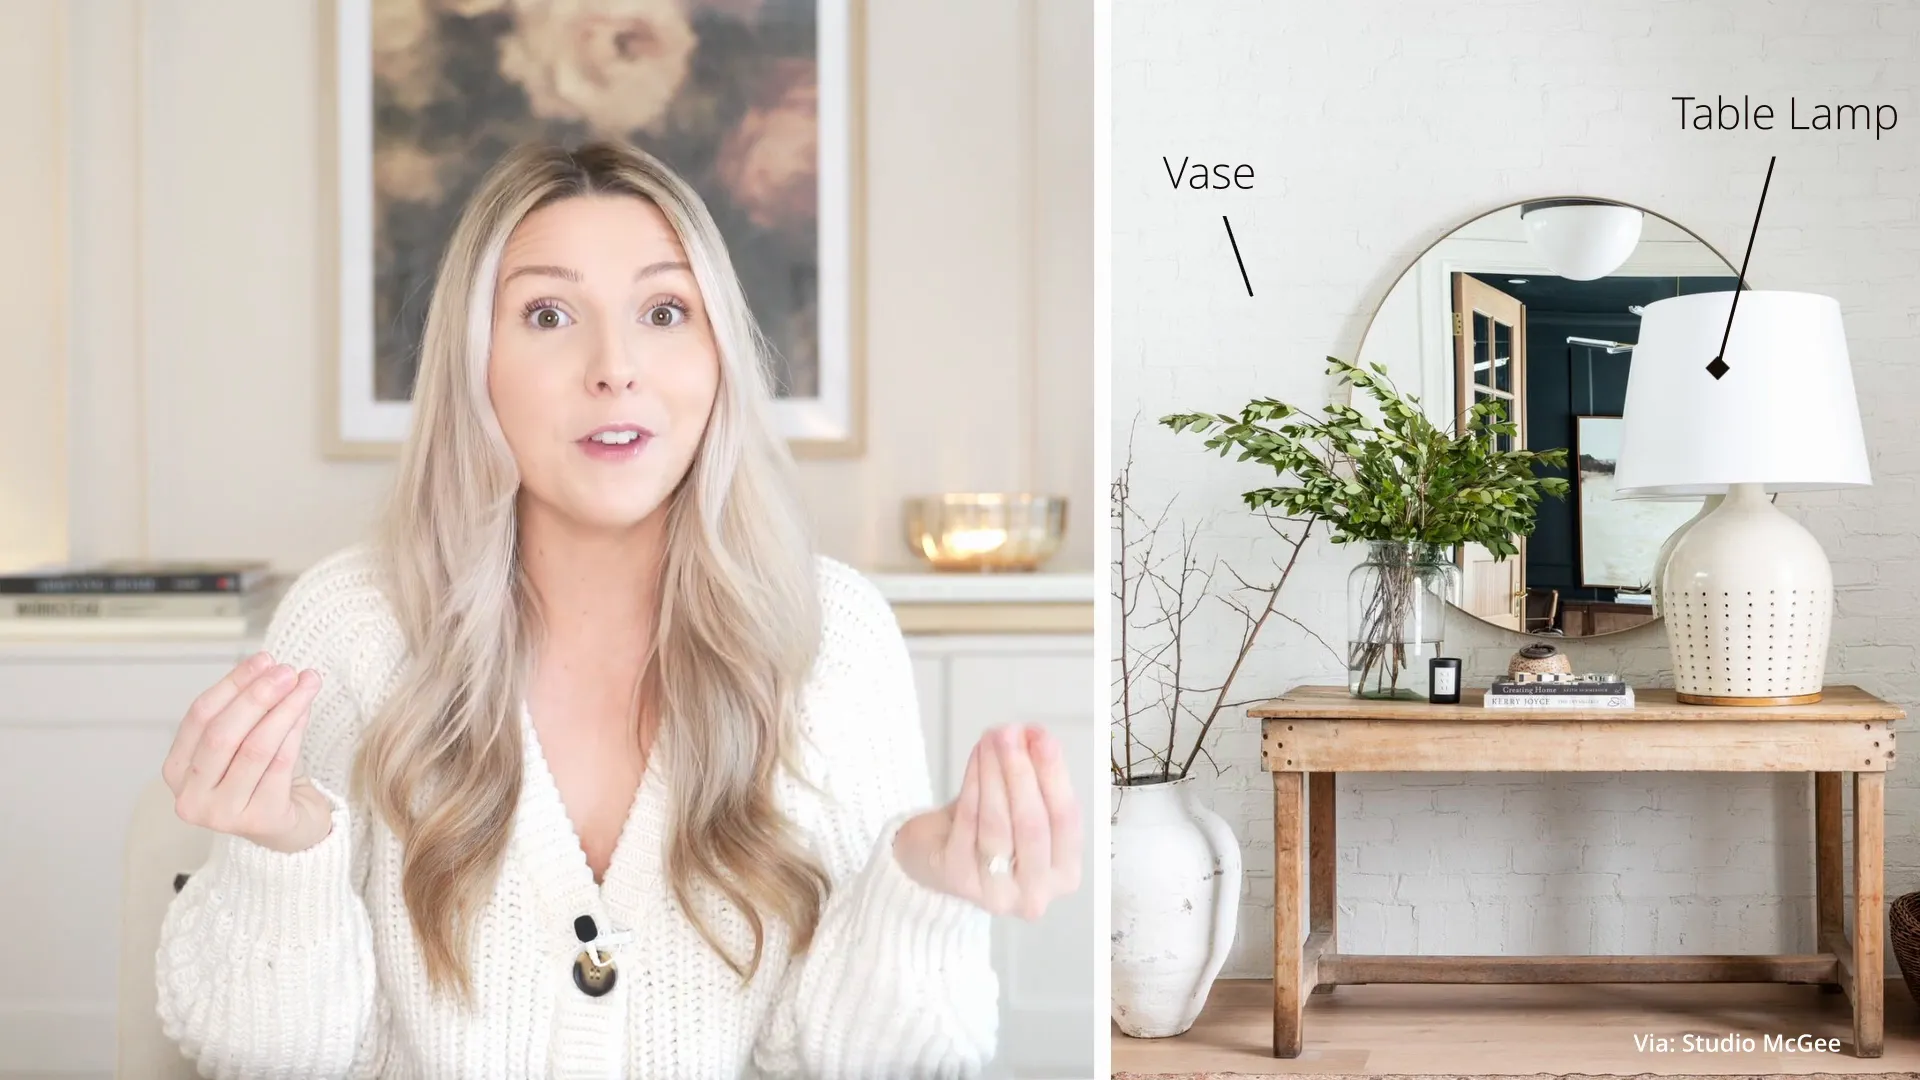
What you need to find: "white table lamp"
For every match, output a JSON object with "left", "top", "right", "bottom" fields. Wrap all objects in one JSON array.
[{"left": 1616, "top": 291, "right": 1870, "bottom": 705}]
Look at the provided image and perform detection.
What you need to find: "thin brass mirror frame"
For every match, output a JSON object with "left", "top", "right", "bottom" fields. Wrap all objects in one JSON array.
[{"left": 1352, "top": 195, "right": 1748, "bottom": 641}]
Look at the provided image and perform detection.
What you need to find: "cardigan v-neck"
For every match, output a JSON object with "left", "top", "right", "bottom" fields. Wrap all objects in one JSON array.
[
  {"left": 511, "top": 701, "right": 671, "bottom": 1075},
  {"left": 514, "top": 700, "right": 665, "bottom": 902}
]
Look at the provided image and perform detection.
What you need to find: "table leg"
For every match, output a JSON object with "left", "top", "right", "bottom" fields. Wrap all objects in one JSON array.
[
  {"left": 1274, "top": 770, "right": 1304, "bottom": 1057},
  {"left": 1854, "top": 770, "right": 1884, "bottom": 1057},
  {"left": 1815, "top": 772, "right": 1843, "bottom": 994},
  {"left": 1309, "top": 772, "right": 1336, "bottom": 995}
]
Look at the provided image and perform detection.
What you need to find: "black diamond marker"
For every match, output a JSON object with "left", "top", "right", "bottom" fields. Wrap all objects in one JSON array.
[{"left": 1710, "top": 156, "right": 1776, "bottom": 380}]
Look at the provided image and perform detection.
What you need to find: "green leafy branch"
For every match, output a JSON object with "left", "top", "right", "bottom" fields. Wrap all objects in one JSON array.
[{"left": 1160, "top": 357, "right": 1569, "bottom": 556}]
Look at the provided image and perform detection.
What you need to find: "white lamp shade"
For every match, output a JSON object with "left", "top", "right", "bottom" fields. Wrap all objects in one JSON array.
[
  {"left": 1616, "top": 291, "right": 1870, "bottom": 496},
  {"left": 1520, "top": 203, "right": 1644, "bottom": 281}
]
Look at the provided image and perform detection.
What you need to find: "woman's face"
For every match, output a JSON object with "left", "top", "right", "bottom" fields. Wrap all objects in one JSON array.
[{"left": 488, "top": 194, "right": 721, "bottom": 533}]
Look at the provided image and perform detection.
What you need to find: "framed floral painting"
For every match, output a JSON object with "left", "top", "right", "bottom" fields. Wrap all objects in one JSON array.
[{"left": 330, "top": 0, "right": 863, "bottom": 457}]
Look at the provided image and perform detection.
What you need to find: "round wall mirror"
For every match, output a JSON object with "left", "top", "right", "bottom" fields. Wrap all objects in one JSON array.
[{"left": 1355, "top": 199, "right": 1741, "bottom": 639}]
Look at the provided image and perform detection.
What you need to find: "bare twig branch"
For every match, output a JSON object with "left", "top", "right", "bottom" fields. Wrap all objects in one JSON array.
[
  {"left": 1272, "top": 611, "right": 1343, "bottom": 667},
  {"left": 1114, "top": 417, "right": 1325, "bottom": 784},
  {"left": 1176, "top": 515, "right": 1321, "bottom": 778},
  {"left": 1113, "top": 416, "right": 1139, "bottom": 780},
  {"left": 1194, "top": 741, "right": 1225, "bottom": 777}
]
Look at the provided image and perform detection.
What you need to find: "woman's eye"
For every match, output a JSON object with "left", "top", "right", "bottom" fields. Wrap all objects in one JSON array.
[
  {"left": 645, "top": 303, "right": 686, "bottom": 328},
  {"left": 527, "top": 304, "right": 571, "bottom": 330}
]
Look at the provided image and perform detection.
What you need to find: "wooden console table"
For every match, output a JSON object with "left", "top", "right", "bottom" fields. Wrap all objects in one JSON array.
[{"left": 1251, "top": 685, "right": 1903, "bottom": 1059}]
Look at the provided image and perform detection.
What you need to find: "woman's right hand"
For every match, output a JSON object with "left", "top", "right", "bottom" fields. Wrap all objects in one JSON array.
[{"left": 163, "top": 651, "right": 334, "bottom": 854}]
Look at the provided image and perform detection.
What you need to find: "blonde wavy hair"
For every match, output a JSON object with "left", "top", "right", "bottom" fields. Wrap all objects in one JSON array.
[{"left": 354, "top": 140, "right": 828, "bottom": 1001}]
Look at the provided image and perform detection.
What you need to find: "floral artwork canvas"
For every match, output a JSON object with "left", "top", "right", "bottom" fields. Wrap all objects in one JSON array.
[{"left": 332, "top": 0, "right": 859, "bottom": 454}]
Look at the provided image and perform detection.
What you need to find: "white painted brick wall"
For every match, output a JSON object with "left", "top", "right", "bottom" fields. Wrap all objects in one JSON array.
[{"left": 1113, "top": 0, "right": 1920, "bottom": 979}]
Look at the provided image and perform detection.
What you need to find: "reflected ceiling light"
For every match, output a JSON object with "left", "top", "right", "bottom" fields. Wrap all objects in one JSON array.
[{"left": 1519, "top": 199, "right": 1644, "bottom": 281}]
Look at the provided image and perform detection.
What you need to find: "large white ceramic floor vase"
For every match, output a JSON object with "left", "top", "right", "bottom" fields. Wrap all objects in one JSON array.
[
  {"left": 1662, "top": 482, "right": 1833, "bottom": 704},
  {"left": 1110, "top": 775, "right": 1242, "bottom": 1037}
]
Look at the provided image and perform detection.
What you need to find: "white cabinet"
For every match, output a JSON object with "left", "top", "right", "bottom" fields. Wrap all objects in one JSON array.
[
  {"left": 0, "top": 639, "right": 256, "bottom": 1078},
  {"left": 905, "top": 635, "right": 1097, "bottom": 1080}
]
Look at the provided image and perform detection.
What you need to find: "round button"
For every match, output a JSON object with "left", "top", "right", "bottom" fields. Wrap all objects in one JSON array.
[{"left": 573, "top": 950, "right": 617, "bottom": 997}]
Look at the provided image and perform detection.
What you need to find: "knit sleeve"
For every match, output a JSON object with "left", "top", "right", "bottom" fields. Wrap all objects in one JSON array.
[
  {"left": 752, "top": 560, "right": 999, "bottom": 1080},
  {"left": 154, "top": 549, "right": 393, "bottom": 1080}
]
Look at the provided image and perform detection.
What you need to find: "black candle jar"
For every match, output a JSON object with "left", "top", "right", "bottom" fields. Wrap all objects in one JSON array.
[{"left": 1429, "top": 657, "right": 1462, "bottom": 704}]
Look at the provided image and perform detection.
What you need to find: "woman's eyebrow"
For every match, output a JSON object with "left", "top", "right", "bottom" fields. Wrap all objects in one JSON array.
[
  {"left": 497, "top": 261, "right": 689, "bottom": 286},
  {"left": 499, "top": 261, "right": 695, "bottom": 286},
  {"left": 501, "top": 264, "right": 579, "bottom": 285}
]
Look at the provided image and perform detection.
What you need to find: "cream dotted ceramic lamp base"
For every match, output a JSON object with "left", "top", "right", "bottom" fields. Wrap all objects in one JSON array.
[{"left": 1662, "top": 484, "right": 1832, "bottom": 705}]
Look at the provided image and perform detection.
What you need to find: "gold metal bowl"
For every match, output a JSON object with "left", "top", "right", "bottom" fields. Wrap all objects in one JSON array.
[{"left": 904, "top": 494, "right": 1068, "bottom": 572}]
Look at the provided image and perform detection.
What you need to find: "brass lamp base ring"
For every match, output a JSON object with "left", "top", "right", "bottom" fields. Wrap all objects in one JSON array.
[{"left": 1675, "top": 690, "right": 1824, "bottom": 707}]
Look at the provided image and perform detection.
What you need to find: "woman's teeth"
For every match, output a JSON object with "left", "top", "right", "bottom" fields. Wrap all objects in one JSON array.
[{"left": 589, "top": 431, "right": 641, "bottom": 445}]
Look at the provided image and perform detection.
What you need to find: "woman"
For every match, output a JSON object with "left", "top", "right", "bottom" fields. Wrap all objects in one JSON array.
[{"left": 155, "top": 140, "right": 1081, "bottom": 1079}]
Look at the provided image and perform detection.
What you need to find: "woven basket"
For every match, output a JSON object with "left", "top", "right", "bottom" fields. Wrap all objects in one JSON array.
[{"left": 1892, "top": 891, "right": 1920, "bottom": 1007}]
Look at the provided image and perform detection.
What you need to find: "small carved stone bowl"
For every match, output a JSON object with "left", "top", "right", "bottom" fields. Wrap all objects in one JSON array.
[{"left": 1508, "top": 642, "right": 1574, "bottom": 678}]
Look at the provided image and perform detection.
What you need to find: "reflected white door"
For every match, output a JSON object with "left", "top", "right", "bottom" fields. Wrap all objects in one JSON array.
[{"left": 1453, "top": 274, "right": 1528, "bottom": 630}]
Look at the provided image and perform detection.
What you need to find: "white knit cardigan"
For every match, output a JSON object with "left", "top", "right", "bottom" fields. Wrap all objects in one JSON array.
[{"left": 156, "top": 546, "right": 999, "bottom": 1079}]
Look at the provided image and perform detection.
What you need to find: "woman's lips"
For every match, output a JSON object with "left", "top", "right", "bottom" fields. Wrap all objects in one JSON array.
[{"left": 578, "top": 429, "right": 653, "bottom": 461}]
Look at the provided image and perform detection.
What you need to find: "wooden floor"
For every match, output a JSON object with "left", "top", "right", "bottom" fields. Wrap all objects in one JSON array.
[{"left": 1111, "top": 979, "right": 1920, "bottom": 1075}]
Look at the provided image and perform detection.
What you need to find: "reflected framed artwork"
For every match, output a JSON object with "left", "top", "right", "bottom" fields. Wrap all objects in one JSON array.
[
  {"left": 1574, "top": 414, "right": 1699, "bottom": 590},
  {"left": 329, "top": 0, "right": 864, "bottom": 458}
]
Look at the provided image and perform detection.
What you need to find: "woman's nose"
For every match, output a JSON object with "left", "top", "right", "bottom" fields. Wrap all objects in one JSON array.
[{"left": 586, "top": 324, "right": 643, "bottom": 392}]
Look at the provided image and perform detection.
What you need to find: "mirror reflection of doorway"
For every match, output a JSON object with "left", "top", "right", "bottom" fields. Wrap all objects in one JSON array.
[
  {"left": 1452, "top": 274, "right": 1526, "bottom": 631},
  {"left": 1356, "top": 200, "right": 1742, "bottom": 639},
  {"left": 1491, "top": 273, "right": 1735, "bottom": 636}
]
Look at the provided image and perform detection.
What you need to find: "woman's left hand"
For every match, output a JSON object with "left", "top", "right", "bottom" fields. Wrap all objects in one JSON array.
[{"left": 893, "top": 725, "right": 1083, "bottom": 920}]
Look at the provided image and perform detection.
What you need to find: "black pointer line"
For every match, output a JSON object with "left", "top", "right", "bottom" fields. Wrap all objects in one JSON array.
[
  {"left": 1223, "top": 215, "right": 1253, "bottom": 297},
  {"left": 1710, "top": 155, "right": 1777, "bottom": 380}
]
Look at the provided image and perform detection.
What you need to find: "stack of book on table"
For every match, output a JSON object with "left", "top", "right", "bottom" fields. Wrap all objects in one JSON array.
[
  {"left": 0, "top": 560, "right": 279, "bottom": 640},
  {"left": 1483, "top": 674, "right": 1635, "bottom": 710}
]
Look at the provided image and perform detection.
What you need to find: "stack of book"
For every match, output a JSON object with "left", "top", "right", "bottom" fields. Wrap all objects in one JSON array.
[
  {"left": 0, "top": 560, "right": 279, "bottom": 640},
  {"left": 1483, "top": 677, "right": 1635, "bottom": 710}
]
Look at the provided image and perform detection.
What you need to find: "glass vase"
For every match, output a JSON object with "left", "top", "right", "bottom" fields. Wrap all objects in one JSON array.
[{"left": 1346, "top": 541, "right": 1458, "bottom": 700}]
